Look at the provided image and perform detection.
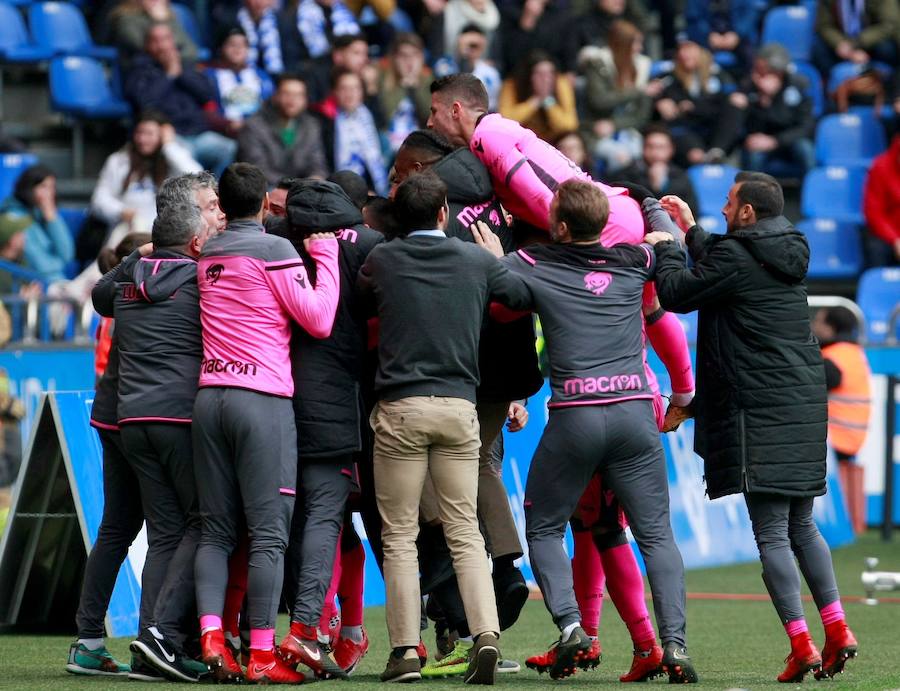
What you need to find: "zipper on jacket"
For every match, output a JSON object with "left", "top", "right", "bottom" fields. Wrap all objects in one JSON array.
[{"left": 738, "top": 409, "right": 749, "bottom": 491}]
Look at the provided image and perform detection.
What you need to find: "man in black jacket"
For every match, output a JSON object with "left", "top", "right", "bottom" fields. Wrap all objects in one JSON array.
[
  {"left": 645, "top": 172, "right": 858, "bottom": 684},
  {"left": 271, "top": 179, "right": 382, "bottom": 678},
  {"left": 92, "top": 200, "right": 212, "bottom": 683}
]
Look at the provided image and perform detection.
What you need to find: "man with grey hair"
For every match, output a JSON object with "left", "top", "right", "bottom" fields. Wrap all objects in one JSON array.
[
  {"left": 157, "top": 171, "right": 227, "bottom": 234},
  {"left": 92, "top": 199, "right": 213, "bottom": 683}
]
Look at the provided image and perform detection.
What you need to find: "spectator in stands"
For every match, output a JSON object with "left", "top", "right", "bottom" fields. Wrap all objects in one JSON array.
[
  {"left": 1, "top": 165, "right": 73, "bottom": 285},
  {"left": 813, "top": 0, "right": 900, "bottom": 75},
  {"left": 237, "top": 74, "right": 329, "bottom": 186},
  {"left": 553, "top": 131, "right": 597, "bottom": 176},
  {"left": 496, "top": 0, "right": 568, "bottom": 76},
  {"left": 862, "top": 133, "right": 900, "bottom": 266},
  {"left": 565, "top": 0, "right": 649, "bottom": 73},
  {"left": 90, "top": 111, "right": 201, "bottom": 247},
  {"left": 579, "top": 20, "right": 659, "bottom": 174},
  {"left": 205, "top": 28, "right": 274, "bottom": 130},
  {"left": 655, "top": 39, "right": 734, "bottom": 166},
  {"left": 716, "top": 44, "right": 815, "bottom": 175},
  {"left": 304, "top": 34, "right": 383, "bottom": 118},
  {"left": 0, "top": 214, "right": 31, "bottom": 294},
  {"left": 110, "top": 0, "right": 198, "bottom": 62},
  {"left": 443, "top": 0, "right": 501, "bottom": 57},
  {"left": 280, "top": 0, "right": 362, "bottom": 70},
  {"left": 230, "top": 0, "right": 285, "bottom": 74},
  {"left": 684, "top": 0, "right": 761, "bottom": 73},
  {"left": 125, "top": 23, "right": 238, "bottom": 175},
  {"left": 379, "top": 33, "right": 432, "bottom": 153},
  {"left": 344, "top": 0, "right": 402, "bottom": 53},
  {"left": 433, "top": 24, "right": 502, "bottom": 111},
  {"left": 317, "top": 69, "right": 389, "bottom": 195},
  {"left": 499, "top": 51, "right": 577, "bottom": 144},
  {"left": 812, "top": 306, "right": 872, "bottom": 535},
  {"left": 619, "top": 124, "right": 699, "bottom": 212}
]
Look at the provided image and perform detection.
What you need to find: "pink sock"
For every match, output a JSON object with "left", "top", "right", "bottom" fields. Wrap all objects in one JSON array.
[
  {"left": 820, "top": 601, "right": 845, "bottom": 626},
  {"left": 601, "top": 543, "right": 656, "bottom": 646},
  {"left": 646, "top": 311, "right": 694, "bottom": 395},
  {"left": 338, "top": 541, "right": 366, "bottom": 627},
  {"left": 249, "top": 628, "right": 275, "bottom": 651},
  {"left": 785, "top": 618, "right": 808, "bottom": 638},
  {"left": 572, "top": 530, "right": 604, "bottom": 637},
  {"left": 199, "top": 614, "right": 222, "bottom": 632},
  {"left": 318, "top": 540, "right": 343, "bottom": 634}
]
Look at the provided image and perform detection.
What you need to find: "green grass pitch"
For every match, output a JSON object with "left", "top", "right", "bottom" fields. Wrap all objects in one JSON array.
[{"left": 2, "top": 531, "right": 898, "bottom": 689}]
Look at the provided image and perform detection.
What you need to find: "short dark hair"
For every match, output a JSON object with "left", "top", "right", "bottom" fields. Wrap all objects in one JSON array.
[
  {"left": 430, "top": 74, "right": 489, "bottom": 112},
  {"left": 641, "top": 122, "right": 674, "bottom": 142},
  {"left": 331, "top": 66, "right": 361, "bottom": 90},
  {"left": 13, "top": 164, "right": 55, "bottom": 209},
  {"left": 554, "top": 179, "right": 609, "bottom": 241},
  {"left": 362, "top": 196, "right": 399, "bottom": 238},
  {"left": 734, "top": 171, "right": 784, "bottom": 219},
  {"left": 328, "top": 170, "right": 369, "bottom": 209},
  {"left": 392, "top": 171, "right": 447, "bottom": 234},
  {"left": 275, "top": 176, "right": 300, "bottom": 191},
  {"left": 135, "top": 109, "right": 170, "bottom": 127},
  {"left": 389, "top": 32, "right": 424, "bottom": 54},
  {"left": 822, "top": 306, "right": 859, "bottom": 337},
  {"left": 400, "top": 129, "right": 455, "bottom": 160},
  {"left": 218, "top": 163, "right": 267, "bottom": 220},
  {"left": 459, "top": 23, "right": 486, "bottom": 36},
  {"left": 332, "top": 33, "right": 367, "bottom": 51},
  {"left": 152, "top": 201, "right": 203, "bottom": 248},
  {"left": 275, "top": 72, "right": 307, "bottom": 91}
]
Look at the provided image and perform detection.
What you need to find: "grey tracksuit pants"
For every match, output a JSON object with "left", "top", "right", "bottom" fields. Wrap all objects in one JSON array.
[
  {"left": 192, "top": 388, "right": 296, "bottom": 631},
  {"left": 525, "top": 400, "right": 688, "bottom": 646}
]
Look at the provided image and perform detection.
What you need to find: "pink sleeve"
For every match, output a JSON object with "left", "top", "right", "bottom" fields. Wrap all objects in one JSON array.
[
  {"left": 265, "top": 238, "right": 340, "bottom": 339},
  {"left": 646, "top": 311, "right": 694, "bottom": 394}
]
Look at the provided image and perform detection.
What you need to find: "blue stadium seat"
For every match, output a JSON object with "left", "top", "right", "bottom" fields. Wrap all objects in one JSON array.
[
  {"left": 796, "top": 218, "right": 862, "bottom": 279},
  {"left": 49, "top": 56, "right": 130, "bottom": 118},
  {"left": 676, "top": 311, "right": 698, "bottom": 344},
  {"left": 650, "top": 59, "right": 673, "bottom": 78},
  {"left": 0, "top": 1, "right": 52, "bottom": 62},
  {"left": 800, "top": 166, "right": 866, "bottom": 224},
  {"left": 687, "top": 164, "right": 739, "bottom": 218},
  {"left": 856, "top": 267, "right": 900, "bottom": 343},
  {"left": 761, "top": 5, "right": 815, "bottom": 61},
  {"left": 171, "top": 2, "right": 210, "bottom": 61},
  {"left": 0, "top": 152, "right": 38, "bottom": 200},
  {"left": 698, "top": 214, "right": 725, "bottom": 234},
  {"left": 28, "top": 2, "right": 117, "bottom": 60},
  {"left": 815, "top": 112, "right": 887, "bottom": 167},
  {"left": 790, "top": 60, "right": 825, "bottom": 118}
]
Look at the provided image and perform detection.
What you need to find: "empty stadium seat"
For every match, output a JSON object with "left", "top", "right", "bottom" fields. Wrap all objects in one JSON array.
[
  {"left": 171, "top": 2, "right": 210, "bottom": 61},
  {"left": 0, "top": 1, "right": 52, "bottom": 62},
  {"left": 676, "top": 311, "right": 698, "bottom": 344},
  {"left": 29, "top": 2, "right": 117, "bottom": 60},
  {"left": 0, "top": 152, "right": 38, "bottom": 200},
  {"left": 790, "top": 60, "right": 825, "bottom": 118},
  {"left": 688, "top": 164, "right": 739, "bottom": 218},
  {"left": 796, "top": 218, "right": 862, "bottom": 279},
  {"left": 856, "top": 267, "right": 900, "bottom": 343},
  {"left": 800, "top": 166, "right": 866, "bottom": 224},
  {"left": 815, "top": 112, "right": 887, "bottom": 166},
  {"left": 761, "top": 5, "right": 815, "bottom": 61},
  {"left": 698, "top": 214, "right": 725, "bottom": 234}
]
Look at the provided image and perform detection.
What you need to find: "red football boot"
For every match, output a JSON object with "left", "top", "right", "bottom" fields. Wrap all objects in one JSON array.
[
  {"left": 525, "top": 630, "right": 600, "bottom": 679},
  {"left": 333, "top": 628, "right": 370, "bottom": 675},
  {"left": 278, "top": 622, "right": 347, "bottom": 678},
  {"left": 416, "top": 639, "right": 428, "bottom": 667},
  {"left": 200, "top": 629, "right": 243, "bottom": 683},
  {"left": 777, "top": 632, "right": 821, "bottom": 683},
  {"left": 620, "top": 642, "right": 663, "bottom": 682},
  {"left": 247, "top": 649, "right": 306, "bottom": 684},
  {"left": 815, "top": 620, "right": 858, "bottom": 679}
]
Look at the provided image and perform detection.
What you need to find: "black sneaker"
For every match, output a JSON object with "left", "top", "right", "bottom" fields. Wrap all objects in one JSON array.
[
  {"left": 464, "top": 632, "right": 499, "bottom": 685},
  {"left": 492, "top": 566, "right": 529, "bottom": 631},
  {"left": 130, "top": 626, "right": 203, "bottom": 683},
  {"left": 549, "top": 626, "right": 593, "bottom": 680},
  {"left": 128, "top": 656, "right": 165, "bottom": 682},
  {"left": 661, "top": 641, "right": 699, "bottom": 684},
  {"left": 380, "top": 651, "right": 421, "bottom": 683}
]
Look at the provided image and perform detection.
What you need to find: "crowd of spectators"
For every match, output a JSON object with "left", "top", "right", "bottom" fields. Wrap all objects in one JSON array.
[{"left": 2, "top": 0, "right": 900, "bottom": 295}]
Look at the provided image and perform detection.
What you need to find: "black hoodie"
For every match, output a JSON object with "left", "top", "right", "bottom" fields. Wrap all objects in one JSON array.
[
  {"left": 92, "top": 249, "right": 202, "bottom": 424},
  {"left": 279, "top": 180, "right": 383, "bottom": 458},
  {"left": 432, "top": 149, "right": 543, "bottom": 403},
  {"left": 654, "top": 215, "right": 827, "bottom": 500}
]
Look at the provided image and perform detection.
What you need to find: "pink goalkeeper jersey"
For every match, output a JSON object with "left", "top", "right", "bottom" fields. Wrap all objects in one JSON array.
[
  {"left": 197, "top": 220, "right": 340, "bottom": 398},
  {"left": 469, "top": 113, "right": 645, "bottom": 245}
]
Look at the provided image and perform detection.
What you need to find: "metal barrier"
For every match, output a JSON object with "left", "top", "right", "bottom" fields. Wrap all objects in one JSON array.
[
  {"left": 808, "top": 295, "right": 868, "bottom": 344},
  {"left": 0, "top": 295, "right": 95, "bottom": 345}
]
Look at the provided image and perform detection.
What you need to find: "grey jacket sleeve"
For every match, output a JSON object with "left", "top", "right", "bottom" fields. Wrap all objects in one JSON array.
[
  {"left": 486, "top": 254, "right": 534, "bottom": 311},
  {"left": 91, "top": 250, "right": 140, "bottom": 317}
]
